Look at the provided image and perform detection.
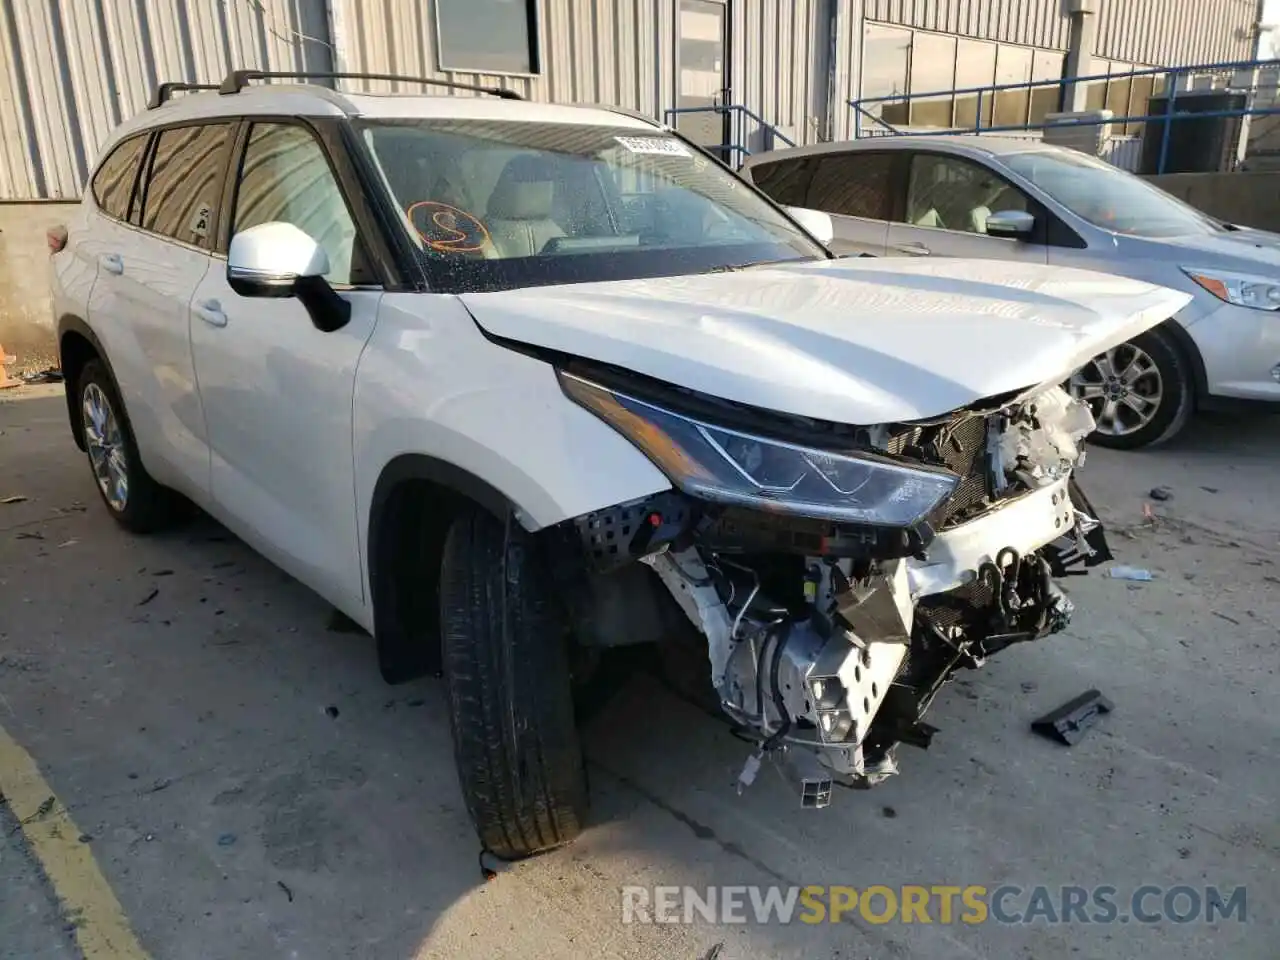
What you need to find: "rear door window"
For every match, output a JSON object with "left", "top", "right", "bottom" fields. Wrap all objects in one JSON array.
[
  {"left": 902, "top": 152, "right": 1031, "bottom": 234},
  {"left": 807, "top": 152, "right": 895, "bottom": 220},
  {"left": 139, "top": 123, "right": 234, "bottom": 248},
  {"left": 90, "top": 134, "right": 150, "bottom": 222},
  {"left": 748, "top": 158, "right": 816, "bottom": 207}
]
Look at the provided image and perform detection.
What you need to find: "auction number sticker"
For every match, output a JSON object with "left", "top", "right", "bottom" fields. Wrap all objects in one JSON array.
[{"left": 614, "top": 136, "right": 692, "bottom": 157}]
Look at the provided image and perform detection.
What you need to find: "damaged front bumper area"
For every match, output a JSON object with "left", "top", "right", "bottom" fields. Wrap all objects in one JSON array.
[{"left": 554, "top": 372, "right": 1113, "bottom": 807}]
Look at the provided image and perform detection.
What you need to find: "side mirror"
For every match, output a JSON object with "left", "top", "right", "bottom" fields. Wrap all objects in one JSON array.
[
  {"left": 985, "top": 209, "right": 1037, "bottom": 239},
  {"left": 785, "top": 206, "right": 835, "bottom": 246},
  {"left": 227, "top": 222, "right": 350, "bottom": 332}
]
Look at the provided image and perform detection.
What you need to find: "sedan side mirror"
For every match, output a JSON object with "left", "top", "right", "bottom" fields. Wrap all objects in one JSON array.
[
  {"left": 785, "top": 206, "right": 835, "bottom": 246},
  {"left": 227, "top": 222, "right": 350, "bottom": 332},
  {"left": 985, "top": 209, "right": 1037, "bottom": 240}
]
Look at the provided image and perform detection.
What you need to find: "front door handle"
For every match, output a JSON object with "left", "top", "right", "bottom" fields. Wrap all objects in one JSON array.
[
  {"left": 101, "top": 253, "right": 123, "bottom": 275},
  {"left": 895, "top": 240, "right": 931, "bottom": 256},
  {"left": 194, "top": 299, "right": 228, "bottom": 328}
]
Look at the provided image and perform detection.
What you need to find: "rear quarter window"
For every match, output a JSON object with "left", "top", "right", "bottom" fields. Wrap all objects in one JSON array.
[
  {"left": 139, "top": 123, "right": 234, "bottom": 247},
  {"left": 90, "top": 134, "right": 150, "bottom": 221}
]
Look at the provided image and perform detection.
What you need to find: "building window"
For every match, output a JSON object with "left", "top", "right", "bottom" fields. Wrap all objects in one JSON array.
[
  {"left": 863, "top": 24, "right": 912, "bottom": 127},
  {"left": 436, "top": 0, "right": 539, "bottom": 75},
  {"left": 860, "top": 24, "right": 1064, "bottom": 132}
]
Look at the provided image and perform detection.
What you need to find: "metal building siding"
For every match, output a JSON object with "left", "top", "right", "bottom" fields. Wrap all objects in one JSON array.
[
  {"left": 730, "top": 0, "right": 831, "bottom": 147},
  {"left": 864, "top": 0, "right": 1070, "bottom": 50},
  {"left": 332, "top": 0, "right": 663, "bottom": 118},
  {"left": 1093, "top": 0, "right": 1257, "bottom": 66},
  {"left": 0, "top": 0, "right": 331, "bottom": 200}
]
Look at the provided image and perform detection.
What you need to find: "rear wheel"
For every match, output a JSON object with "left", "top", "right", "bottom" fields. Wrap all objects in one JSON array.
[
  {"left": 1068, "top": 327, "right": 1194, "bottom": 450},
  {"left": 438, "top": 505, "right": 588, "bottom": 859},
  {"left": 77, "top": 360, "right": 180, "bottom": 532}
]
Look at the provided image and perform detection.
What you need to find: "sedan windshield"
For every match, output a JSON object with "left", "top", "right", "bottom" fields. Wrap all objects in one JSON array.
[
  {"left": 361, "top": 119, "right": 827, "bottom": 293},
  {"left": 1004, "top": 150, "right": 1222, "bottom": 239}
]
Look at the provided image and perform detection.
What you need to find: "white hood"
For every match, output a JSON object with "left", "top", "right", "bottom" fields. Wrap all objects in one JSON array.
[{"left": 460, "top": 258, "right": 1191, "bottom": 424}]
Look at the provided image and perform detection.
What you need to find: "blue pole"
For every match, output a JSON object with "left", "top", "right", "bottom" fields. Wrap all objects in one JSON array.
[
  {"left": 1158, "top": 68, "right": 1178, "bottom": 174},
  {"left": 976, "top": 89, "right": 983, "bottom": 133}
]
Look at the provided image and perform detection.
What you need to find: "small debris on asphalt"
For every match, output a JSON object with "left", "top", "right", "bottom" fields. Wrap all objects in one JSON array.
[
  {"left": 15, "top": 531, "right": 42, "bottom": 540},
  {"left": 138, "top": 588, "right": 159, "bottom": 606},
  {"left": 479, "top": 848, "right": 512, "bottom": 880},
  {"left": 217, "top": 833, "right": 237, "bottom": 847},
  {"left": 406, "top": 698, "right": 425, "bottom": 708},
  {"left": 1031, "top": 690, "right": 1114, "bottom": 745},
  {"left": 1201, "top": 486, "right": 1219, "bottom": 494},
  {"left": 77, "top": 834, "right": 92, "bottom": 843},
  {"left": 127, "top": 773, "right": 139, "bottom": 780},
  {"left": 881, "top": 805, "right": 898, "bottom": 819},
  {"left": 277, "top": 880, "right": 294, "bottom": 902},
  {"left": 146, "top": 778, "right": 171, "bottom": 794},
  {"left": 20, "top": 368, "right": 63, "bottom": 384},
  {"left": 1020, "top": 681, "right": 1038, "bottom": 693},
  {"left": 324, "top": 705, "right": 340, "bottom": 719},
  {"left": 1108, "top": 566, "right": 1153, "bottom": 582},
  {"left": 1149, "top": 486, "right": 1173, "bottom": 501},
  {"left": 152, "top": 569, "right": 174, "bottom": 577},
  {"left": 1, "top": 495, "right": 27, "bottom": 504},
  {"left": 57, "top": 539, "right": 78, "bottom": 548},
  {"left": 1212, "top": 611, "right": 1242, "bottom": 626}
]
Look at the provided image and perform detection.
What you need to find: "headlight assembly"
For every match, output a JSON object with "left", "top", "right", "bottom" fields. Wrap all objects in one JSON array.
[
  {"left": 1183, "top": 267, "right": 1280, "bottom": 311},
  {"left": 559, "top": 372, "right": 959, "bottom": 526}
]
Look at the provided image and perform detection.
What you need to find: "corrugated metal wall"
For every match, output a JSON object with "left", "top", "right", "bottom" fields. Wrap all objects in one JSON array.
[
  {"left": 865, "top": 0, "right": 1258, "bottom": 65},
  {"left": 0, "top": 0, "right": 331, "bottom": 200},
  {"left": 1094, "top": 0, "right": 1257, "bottom": 65},
  {"left": 863, "top": 0, "right": 1071, "bottom": 51},
  {"left": 730, "top": 0, "right": 831, "bottom": 148}
]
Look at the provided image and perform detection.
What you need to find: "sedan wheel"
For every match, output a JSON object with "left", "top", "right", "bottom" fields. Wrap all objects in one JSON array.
[{"left": 1067, "top": 327, "right": 1194, "bottom": 450}]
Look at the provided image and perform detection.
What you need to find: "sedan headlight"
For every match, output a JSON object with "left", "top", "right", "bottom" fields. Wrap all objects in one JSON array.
[
  {"left": 559, "top": 372, "right": 959, "bottom": 526},
  {"left": 1183, "top": 267, "right": 1280, "bottom": 311}
]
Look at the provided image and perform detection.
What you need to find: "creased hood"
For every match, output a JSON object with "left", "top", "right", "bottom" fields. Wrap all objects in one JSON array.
[{"left": 459, "top": 258, "right": 1192, "bottom": 424}]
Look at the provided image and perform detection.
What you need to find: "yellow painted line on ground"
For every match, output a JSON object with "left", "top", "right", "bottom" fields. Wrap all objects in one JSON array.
[{"left": 0, "top": 722, "right": 149, "bottom": 959}]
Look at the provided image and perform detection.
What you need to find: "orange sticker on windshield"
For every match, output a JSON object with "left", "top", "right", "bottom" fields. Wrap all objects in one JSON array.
[{"left": 406, "top": 201, "right": 491, "bottom": 253}]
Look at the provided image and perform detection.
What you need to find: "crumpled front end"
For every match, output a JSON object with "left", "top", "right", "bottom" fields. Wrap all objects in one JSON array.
[{"left": 555, "top": 371, "right": 1110, "bottom": 806}]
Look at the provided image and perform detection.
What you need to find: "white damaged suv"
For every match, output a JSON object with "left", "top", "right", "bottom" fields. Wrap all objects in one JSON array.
[{"left": 51, "top": 72, "right": 1190, "bottom": 859}]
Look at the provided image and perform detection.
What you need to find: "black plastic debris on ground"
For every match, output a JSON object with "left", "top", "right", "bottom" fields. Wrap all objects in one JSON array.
[{"left": 1031, "top": 690, "right": 1114, "bottom": 745}]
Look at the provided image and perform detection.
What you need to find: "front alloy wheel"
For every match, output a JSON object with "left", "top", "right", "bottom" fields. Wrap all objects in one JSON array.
[{"left": 1068, "top": 328, "right": 1194, "bottom": 450}]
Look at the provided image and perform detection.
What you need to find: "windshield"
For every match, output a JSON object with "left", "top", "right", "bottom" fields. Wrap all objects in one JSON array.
[
  {"left": 361, "top": 119, "right": 826, "bottom": 293},
  {"left": 1004, "top": 150, "right": 1222, "bottom": 239}
]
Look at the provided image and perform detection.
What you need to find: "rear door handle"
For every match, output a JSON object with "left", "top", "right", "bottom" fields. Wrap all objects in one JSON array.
[
  {"left": 101, "top": 253, "right": 123, "bottom": 275},
  {"left": 194, "top": 299, "right": 227, "bottom": 328}
]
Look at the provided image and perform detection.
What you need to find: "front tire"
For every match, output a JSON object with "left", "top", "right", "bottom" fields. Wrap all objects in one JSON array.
[
  {"left": 77, "top": 360, "right": 179, "bottom": 532},
  {"left": 439, "top": 505, "right": 588, "bottom": 859},
  {"left": 1068, "top": 326, "right": 1194, "bottom": 450}
]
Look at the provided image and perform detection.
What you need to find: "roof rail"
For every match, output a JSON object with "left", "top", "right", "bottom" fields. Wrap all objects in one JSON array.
[
  {"left": 218, "top": 70, "right": 525, "bottom": 101},
  {"left": 148, "top": 82, "right": 221, "bottom": 109}
]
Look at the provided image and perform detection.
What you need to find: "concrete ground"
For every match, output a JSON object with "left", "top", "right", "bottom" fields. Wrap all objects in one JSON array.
[{"left": 1, "top": 382, "right": 1277, "bottom": 959}]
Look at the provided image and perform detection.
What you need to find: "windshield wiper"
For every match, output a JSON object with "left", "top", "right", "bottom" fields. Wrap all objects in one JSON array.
[{"left": 699, "top": 256, "right": 819, "bottom": 274}]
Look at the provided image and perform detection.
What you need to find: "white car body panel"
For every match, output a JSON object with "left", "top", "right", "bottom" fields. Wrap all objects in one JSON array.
[
  {"left": 189, "top": 270, "right": 383, "bottom": 622},
  {"left": 352, "top": 295, "right": 671, "bottom": 555},
  {"left": 461, "top": 258, "right": 1191, "bottom": 424},
  {"left": 83, "top": 210, "right": 212, "bottom": 499}
]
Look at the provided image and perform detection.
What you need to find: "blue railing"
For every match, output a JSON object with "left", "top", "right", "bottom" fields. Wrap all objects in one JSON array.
[
  {"left": 850, "top": 57, "right": 1280, "bottom": 174},
  {"left": 662, "top": 104, "right": 796, "bottom": 165}
]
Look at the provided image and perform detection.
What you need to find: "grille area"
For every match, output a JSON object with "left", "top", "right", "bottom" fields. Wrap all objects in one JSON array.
[{"left": 936, "top": 416, "right": 991, "bottom": 528}]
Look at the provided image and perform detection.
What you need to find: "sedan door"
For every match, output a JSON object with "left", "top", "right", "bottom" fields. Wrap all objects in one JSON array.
[
  {"left": 886, "top": 151, "right": 1049, "bottom": 263},
  {"left": 190, "top": 120, "right": 383, "bottom": 616}
]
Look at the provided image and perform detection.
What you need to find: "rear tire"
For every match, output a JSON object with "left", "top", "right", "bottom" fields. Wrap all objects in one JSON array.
[
  {"left": 438, "top": 505, "right": 588, "bottom": 859},
  {"left": 77, "top": 359, "right": 181, "bottom": 532},
  {"left": 1069, "top": 326, "right": 1194, "bottom": 450}
]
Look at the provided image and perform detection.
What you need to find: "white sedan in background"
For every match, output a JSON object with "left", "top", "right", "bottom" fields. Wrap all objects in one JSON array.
[{"left": 743, "top": 136, "right": 1280, "bottom": 448}]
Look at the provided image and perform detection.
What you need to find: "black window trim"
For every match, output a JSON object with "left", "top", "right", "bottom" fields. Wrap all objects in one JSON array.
[
  {"left": 896, "top": 148, "right": 1085, "bottom": 249},
  {"left": 132, "top": 117, "right": 239, "bottom": 256},
  {"left": 219, "top": 115, "right": 399, "bottom": 290},
  {"left": 433, "top": 0, "right": 542, "bottom": 77},
  {"left": 88, "top": 132, "right": 152, "bottom": 225}
]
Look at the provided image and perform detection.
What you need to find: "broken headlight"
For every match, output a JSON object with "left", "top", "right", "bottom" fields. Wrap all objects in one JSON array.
[{"left": 559, "top": 372, "right": 958, "bottom": 526}]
